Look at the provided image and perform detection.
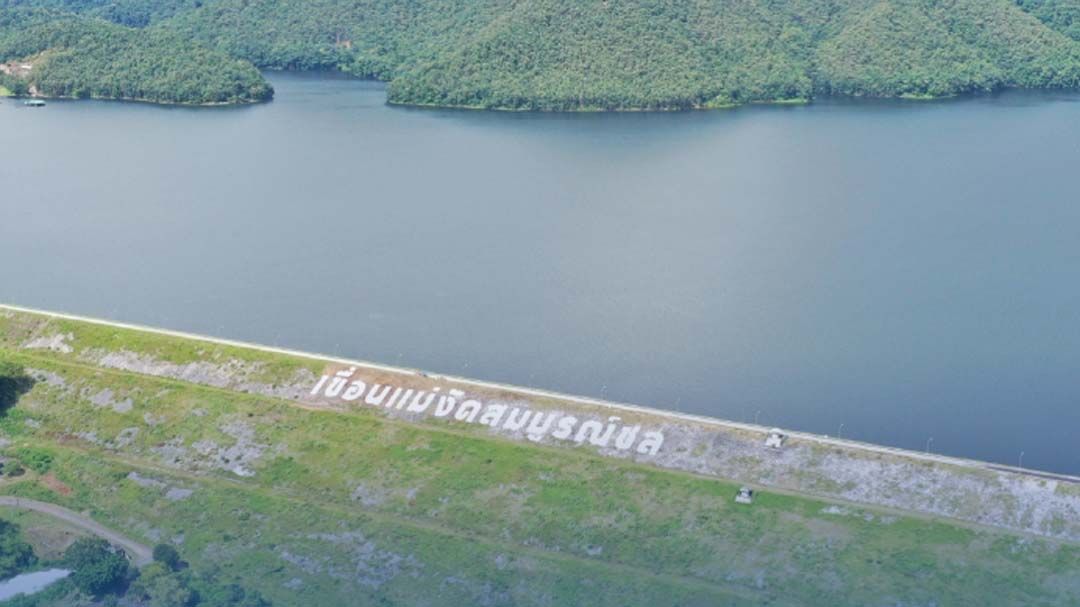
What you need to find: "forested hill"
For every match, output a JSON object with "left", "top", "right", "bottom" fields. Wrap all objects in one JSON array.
[
  {"left": 0, "top": 8, "right": 272, "bottom": 105},
  {"left": 2, "top": 0, "right": 202, "bottom": 27},
  {"left": 159, "top": 0, "right": 1080, "bottom": 109},
  {"left": 4, "top": 0, "right": 1080, "bottom": 110}
]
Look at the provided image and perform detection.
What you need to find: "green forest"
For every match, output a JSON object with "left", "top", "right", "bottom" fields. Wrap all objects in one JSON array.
[
  {"left": 1018, "top": 0, "right": 1080, "bottom": 40},
  {"left": 0, "top": 7, "right": 272, "bottom": 105},
  {"left": 2, "top": 0, "right": 1079, "bottom": 108}
]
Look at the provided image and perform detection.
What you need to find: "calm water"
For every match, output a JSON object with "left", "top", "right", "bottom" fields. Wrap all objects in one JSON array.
[
  {"left": 0, "top": 569, "right": 70, "bottom": 601},
  {"left": 2, "top": 72, "right": 1078, "bottom": 474}
]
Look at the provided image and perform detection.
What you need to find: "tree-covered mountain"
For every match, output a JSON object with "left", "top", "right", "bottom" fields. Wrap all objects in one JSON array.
[
  {"left": 158, "top": 0, "right": 1080, "bottom": 110},
  {"left": 0, "top": 7, "right": 272, "bottom": 104},
  {"left": 3, "top": 0, "right": 1079, "bottom": 109}
]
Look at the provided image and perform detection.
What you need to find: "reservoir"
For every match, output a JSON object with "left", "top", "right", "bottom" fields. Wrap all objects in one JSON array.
[{"left": 1, "top": 72, "right": 1077, "bottom": 474}]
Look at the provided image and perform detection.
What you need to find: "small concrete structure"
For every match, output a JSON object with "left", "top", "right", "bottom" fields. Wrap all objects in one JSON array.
[
  {"left": 765, "top": 428, "right": 786, "bottom": 449},
  {"left": 735, "top": 486, "right": 754, "bottom": 505}
]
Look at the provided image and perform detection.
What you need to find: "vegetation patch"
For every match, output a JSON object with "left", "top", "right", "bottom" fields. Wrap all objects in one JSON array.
[
  {"left": 0, "top": 518, "right": 37, "bottom": 579},
  {"left": 4, "top": 0, "right": 1080, "bottom": 109},
  {"left": 0, "top": 8, "right": 272, "bottom": 105},
  {"left": 0, "top": 342, "right": 1077, "bottom": 605}
]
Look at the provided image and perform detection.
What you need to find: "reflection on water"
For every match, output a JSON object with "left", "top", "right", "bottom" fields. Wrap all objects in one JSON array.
[{"left": 1, "top": 74, "right": 1078, "bottom": 473}]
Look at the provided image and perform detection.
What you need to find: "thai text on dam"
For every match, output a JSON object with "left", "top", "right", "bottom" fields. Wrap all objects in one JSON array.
[{"left": 309, "top": 367, "right": 666, "bottom": 456}]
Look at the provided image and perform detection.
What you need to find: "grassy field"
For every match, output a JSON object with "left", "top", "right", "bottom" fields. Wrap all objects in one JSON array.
[
  {"left": 0, "top": 312, "right": 1078, "bottom": 605},
  {"left": 0, "top": 508, "right": 92, "bottom": 561}
]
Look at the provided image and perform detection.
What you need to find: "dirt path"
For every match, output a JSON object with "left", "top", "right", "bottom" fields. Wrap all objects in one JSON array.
[{"left": 0, "top": 497, "right": 153, "bottom": 566}]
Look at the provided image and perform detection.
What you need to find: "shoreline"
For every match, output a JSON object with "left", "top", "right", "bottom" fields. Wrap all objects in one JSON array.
[
  {"left": 10, "top": 66, "right": 1079, "bottom": 111},
  {"left": 11, "top": 93, "right": 272, "bottom": 108}
]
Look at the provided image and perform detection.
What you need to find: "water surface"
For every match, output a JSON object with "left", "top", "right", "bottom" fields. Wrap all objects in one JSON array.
[
  {"left": 2, "top": 72, "right": 1078, "bottom": 473},
  {"left": 0, "top": 569, "right": 70, "bottom": 601}
]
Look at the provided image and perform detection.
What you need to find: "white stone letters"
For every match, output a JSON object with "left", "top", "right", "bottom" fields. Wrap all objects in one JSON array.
[
  {"left": 310, "top": 371, "right": 665, "bottom": 457},
  {"left": 342, "top": 380, "right": 366, "bottom": 402}
]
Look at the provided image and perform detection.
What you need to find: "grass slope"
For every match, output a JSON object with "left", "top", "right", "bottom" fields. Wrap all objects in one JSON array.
[{"left": 0, "top": 315, "right": 1078, "bottom": 605}]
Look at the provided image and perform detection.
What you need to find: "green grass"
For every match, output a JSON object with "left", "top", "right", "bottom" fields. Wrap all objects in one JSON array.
[
  {"left": 8, "top": 314, "right": 322, "bottom": 384},
  {"left": 0, "top": 85, "right": 13, "bottom": 97},
  {"left": 1, "top": 346, "right": 1078, "bottom": 606},
  {"left": 0, "top": 508, "right": 91, "bottom": 561}
]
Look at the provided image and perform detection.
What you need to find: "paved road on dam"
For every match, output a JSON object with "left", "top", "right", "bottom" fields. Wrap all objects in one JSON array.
[{"left": 0, "top": 496, "right": 153, "bottom": 566}]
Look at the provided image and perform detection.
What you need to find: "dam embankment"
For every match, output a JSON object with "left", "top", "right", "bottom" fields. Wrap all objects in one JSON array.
[{"left": 2, "top": 303, "right": 1078, "bottom": 544}]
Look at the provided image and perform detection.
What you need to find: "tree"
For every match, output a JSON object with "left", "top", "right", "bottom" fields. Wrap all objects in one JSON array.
[
  {"left": 0, "top": 519, "right": 37, "bottom": 579},
  {"left": 153, "top": 543, "right": 182, "bottom": 571},
  {"left": 132, "top": 562, "right": 194, "bottom": 607},
  {"left": 64, "top": 537, "right": 130, "bottom": 596},
  {"left": 0, "top": 360, "right": 32, "bottom": 413}
]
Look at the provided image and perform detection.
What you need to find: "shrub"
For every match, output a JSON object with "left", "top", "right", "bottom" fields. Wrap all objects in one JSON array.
[
  {"left": 13, "top": 447, "right": 54, "bottom": 475},
  {"left": 0, "top": 519, "right": 37, "bottom": 579},
  {"left": 152, "top": 543, "right": 182, "bottom": 571},
  {"left": 0, "top": 361, "right": 32, "bottom": 413}
]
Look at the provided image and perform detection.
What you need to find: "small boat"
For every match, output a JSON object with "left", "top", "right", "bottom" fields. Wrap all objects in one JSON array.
[{"left": 23, "top": 99, "right": 46, "bottom": 107}]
